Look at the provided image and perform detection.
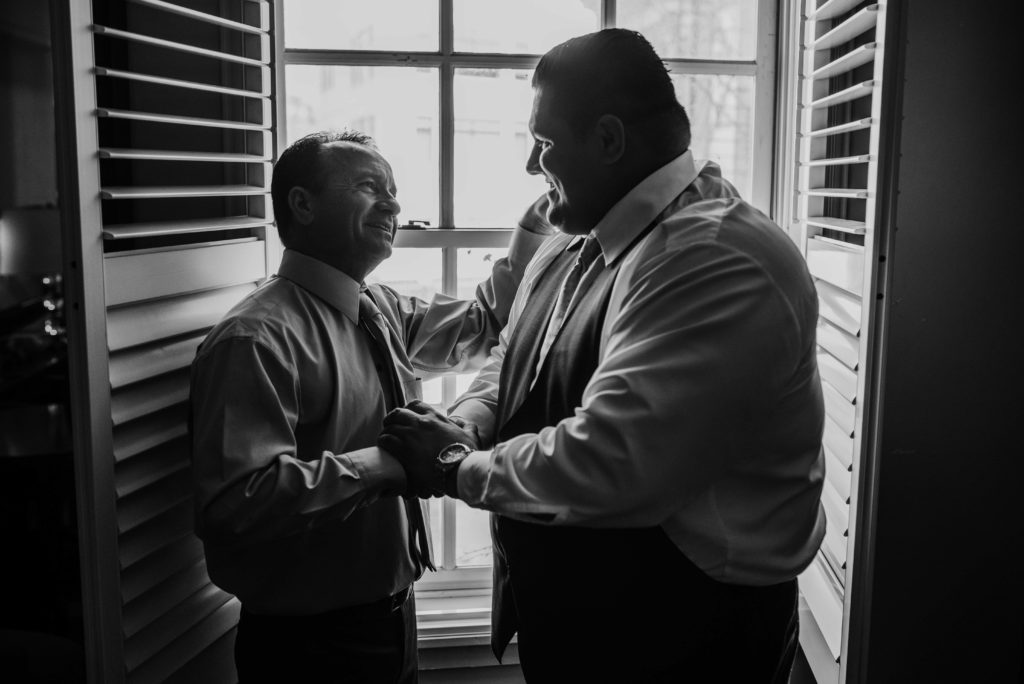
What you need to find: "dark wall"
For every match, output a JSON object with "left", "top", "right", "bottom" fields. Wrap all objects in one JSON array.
[
  {"left": 0, "top": 3, "right": 58, "bottom": 209},
  {"left": 866, "top": 0, "right": 1024, "bottom": 681}
]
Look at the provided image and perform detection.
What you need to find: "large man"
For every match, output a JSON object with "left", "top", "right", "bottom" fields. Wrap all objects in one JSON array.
[
  {"left": 380, "top": 30, "right": 826, "bottom": 683},
  {"left": 189, "top": 130, "right": 549, "bottom": 682}
]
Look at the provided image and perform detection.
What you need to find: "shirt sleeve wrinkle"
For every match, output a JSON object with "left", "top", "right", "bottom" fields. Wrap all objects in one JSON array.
[
  {"left": 387, "top": 248, "right": 525, "bottom": 374},
  {"left": 475, "top": 233, "right": 801, "bottom": 527},
  {"left": 191, "top": 336, "right": 396, "bottom": 548}
]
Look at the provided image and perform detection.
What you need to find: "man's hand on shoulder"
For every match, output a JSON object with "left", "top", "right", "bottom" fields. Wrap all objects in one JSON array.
[{"left": 379, "top": 400, "right": 480, "bottom": 499}]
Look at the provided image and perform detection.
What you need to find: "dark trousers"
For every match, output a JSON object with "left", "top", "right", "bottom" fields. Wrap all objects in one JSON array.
[
  {"left": 497, "top": 518, "right": 799, "bottom": 683},
  {"left": 234, "top": 588, "right": 417, "bottom": 683}
]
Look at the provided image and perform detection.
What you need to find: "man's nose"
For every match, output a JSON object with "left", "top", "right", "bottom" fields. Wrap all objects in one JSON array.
[
  {"left": 525, "top": 143, "right": 542, "bottom": 176},
  {"left": 377, "top": 193, "right": 401, "bottom": 215}
]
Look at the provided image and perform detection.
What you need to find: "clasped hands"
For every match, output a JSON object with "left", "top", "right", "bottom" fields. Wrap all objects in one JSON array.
[{"left": 379, "top": 399, "right": 479, "bottom": 498}]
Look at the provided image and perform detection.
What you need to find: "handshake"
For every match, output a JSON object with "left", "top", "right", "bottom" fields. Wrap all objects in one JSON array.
[{"left": 378, "top": 399, "right": 480, "bottom": 499}]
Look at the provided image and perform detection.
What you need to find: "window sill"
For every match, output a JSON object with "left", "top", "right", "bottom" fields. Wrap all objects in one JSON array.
[
  {"left": 416, "top": 588, "right": 521, "bottom": 669},
  {"left": 417, "top": 589, "right": 491, "bottom": 648}
]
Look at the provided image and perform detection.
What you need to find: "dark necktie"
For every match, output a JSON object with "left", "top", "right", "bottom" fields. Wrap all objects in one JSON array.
[
  {"left": 552, "top": 236, "right": 602, "bottom": 331},
  {"left": 539, "top": 235, "right": 603, "bottom": 365},
  {"left": 358, "top": 289, "right": 435, "bottom": 572}
]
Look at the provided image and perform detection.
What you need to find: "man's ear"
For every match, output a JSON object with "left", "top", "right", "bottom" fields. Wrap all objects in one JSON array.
[
  {"left": 287, "top": 186, "right": 316, "bottom": 226},
  {"left": 593, "top": 114, "right": 626, "bottom": 164}
]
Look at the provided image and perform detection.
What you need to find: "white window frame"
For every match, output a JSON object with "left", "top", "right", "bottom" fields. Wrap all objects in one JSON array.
[{"left": 273, "top": 0, "right": 779, "bottom": 629}]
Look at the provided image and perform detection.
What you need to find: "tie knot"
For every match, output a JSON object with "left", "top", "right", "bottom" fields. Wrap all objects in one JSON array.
[
  {"left": 577, "top": 236, "right": 602, "bottom": 269},
  {"left": 359, "top": 291, "right": 381, "bottom": 323}
]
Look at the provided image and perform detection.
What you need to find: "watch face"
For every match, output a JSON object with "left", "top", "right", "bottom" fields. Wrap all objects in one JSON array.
[{"left": 438, "top": 444, "right": 470, "bottom": 466}]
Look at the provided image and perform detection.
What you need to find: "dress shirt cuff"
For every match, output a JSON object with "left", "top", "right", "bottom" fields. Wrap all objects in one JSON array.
[
  {"left": 342, "top": 446, "right": 408, "bottom": 496},
  {"left": 455, "top": 450, "right": 492, "bottom": 505},
  {"left": 449, "top": 400, "right": 494, "bottom": 432}
]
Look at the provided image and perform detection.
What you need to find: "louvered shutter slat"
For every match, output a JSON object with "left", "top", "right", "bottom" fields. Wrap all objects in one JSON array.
[
  {"left": 109, "top": 334, "right": 205, "bottom": 388},
  {"left": 104, "top": 240, "right": 266, "bottom": 307},
  {"left": 127, "top": 598, "right": 241, "bottom": 684},
  {"left": 118, "top": 502, "right": 194, "bottom": 570},
  {"left": 100, "top": 184, "right": 267, "bottom": 200},
  {"left": 817, "top": 319, "right": 860, "bottom": 370},
  {"left": 91, "top": 25, "right": 267, "bottom": 67},
  {"left": 123, "top": 583, "right": 231, "bottom": 671},
  {"left": 107, "top": 284, "right": 256, "bottom": 351},
  {"left": 97, "top": 107, "right": 268, "bottom": 131},
  {"left": 120, "top": 536, "right": 205, "bottom": 604},
  {"left": 123, "top": 560, "right": 211, "bottom": 639},
  {"left": 94, "top": 66, "right": 269, "bottom": 98},
  {"left": 809, "top": 5, "right": 879, "bottom": 50},
  {"left": 127, "top": 0, "right": 269, "bottom": 34},
  {"left": 113, "top": 405, "right": 189, "bottom": 463},
  {"left": 810, "top": 43, "right": 876, "bottom": 80},
  {"left": 117, "top": 468, "right": 194, "bottom": 534},
  {"left": 111, "top": 370, "right": 189, "bottom": 425},
  {"left": 103, "top": 216, "right": 272, "bottom": 240},
  {"left": 115, "top": 438, "right": 189, "bottom": 499}
]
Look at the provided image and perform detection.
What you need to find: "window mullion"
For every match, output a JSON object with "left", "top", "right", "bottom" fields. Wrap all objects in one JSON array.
[
  {"left": 603, "top": 0, "right": 616, "bottom": 27},
  {"left": 442, "top": 496, "right": 458, "bottom": 569},
  {"left": 752, "top": 0, "right": 780, "bottom": 213},
  {"left": 440, "top": 63, "right": 454, "bottom": 229},
  {"left": 440, "top": 0, "right": 454, "bottom": 229},
  {"left": 441, "top": 245, "right": 458, "bottom": 407}
]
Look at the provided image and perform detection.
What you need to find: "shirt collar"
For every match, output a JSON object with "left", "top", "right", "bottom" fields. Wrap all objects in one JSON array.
[
  {"left": 277, "top": 249, "right": 362, "bottom": 323},
  {"left": 589, "top": 149, "right": 703, "bottom": 265}
]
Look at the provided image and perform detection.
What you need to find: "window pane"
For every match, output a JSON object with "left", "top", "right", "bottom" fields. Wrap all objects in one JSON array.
[
  {"left": 456, "top": 247, "right": 510, "bottom": 299},
  {"left": 455, "top": 499, "right": 493, "bottom": 567},
  {"left": 283, "top": 0, "right": 438, "bottom": 51},
  {"left": 366, "top": 248, "right": 443, "bottom": 404},
  {"left": 453, "top": 246, "right": 509, "bottom": 395},
  {"left": 285, "top": 65, "right": 439, "bottom": 227},
  {"left": 672, "top": 73, "right": 755, "bottom": 200},
  {"left": 453, "top": 0, "right": 600, "bottom": 54},
  {"left": 454, "top": 69, "right": 549, "bottom": 228},
  {"left": 616, "top": 0, "right": 758, "bottom": 60}
]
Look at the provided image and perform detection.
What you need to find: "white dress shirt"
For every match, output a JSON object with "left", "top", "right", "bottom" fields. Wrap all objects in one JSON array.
[{"left": 450, "top": 151, "right": 826, "bottom": 586}]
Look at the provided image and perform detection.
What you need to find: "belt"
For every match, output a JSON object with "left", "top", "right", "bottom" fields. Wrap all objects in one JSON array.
[{"left": 241, "top": 586, "right": 412, "bottom": 627}]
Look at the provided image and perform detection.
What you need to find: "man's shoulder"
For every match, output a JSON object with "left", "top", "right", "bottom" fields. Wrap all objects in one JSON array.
[
  {"left": 628, "top": 197, "right": 809, "bottom": 290},
  {"left": 198, "top": 277, "right": 314, "bottom": 356},
  {"left": 656, "top": 197, "right": 795, "bottom": 258}
]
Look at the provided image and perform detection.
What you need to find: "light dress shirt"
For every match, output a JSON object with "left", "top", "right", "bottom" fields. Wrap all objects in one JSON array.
[
  {"left": 190, "top": 228, "right": 544, "bottom": 615},
  {"left": 451, "top": 150, "right": 827, "bottom": 586}
]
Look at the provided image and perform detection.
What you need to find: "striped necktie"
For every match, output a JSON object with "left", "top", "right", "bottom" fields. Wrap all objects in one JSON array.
[{"left": 358, "top": 289, "right": 435, "bottom": 572}]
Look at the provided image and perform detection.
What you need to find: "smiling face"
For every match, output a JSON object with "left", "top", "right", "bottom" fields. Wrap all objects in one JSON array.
[
  {"left": 526, "top": 87, "right": 606, "bottom": 236},
  {"left": 300, "top": 142, "right": 401, "bottom": 280}
]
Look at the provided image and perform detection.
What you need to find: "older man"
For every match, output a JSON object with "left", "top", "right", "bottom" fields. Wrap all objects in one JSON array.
[
  {"left": 381, "top": 30, "right": 826, "bottom": 683},
  {"left": 190, "top": 130, "right": 549, "bottom": 682}
]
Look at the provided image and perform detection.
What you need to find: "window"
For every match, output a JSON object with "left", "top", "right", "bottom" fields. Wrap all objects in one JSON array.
[{"left": 276, "top": 0, "right": 777, "bottom": 600}]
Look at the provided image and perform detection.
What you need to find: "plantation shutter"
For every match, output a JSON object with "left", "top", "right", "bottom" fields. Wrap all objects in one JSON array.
[
  {"left": 789, "top": 1, "right": 890, "bottom": 681},
  {"left": 54, "top": 0, "right": 274, "bottom": 681}
]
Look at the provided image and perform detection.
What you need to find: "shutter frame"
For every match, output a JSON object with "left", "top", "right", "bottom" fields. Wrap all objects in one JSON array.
[
  {"left": 789, "top": 1, "right": 891, "bottom": 681},
  {"left": 56, "top": 0, "right": 275, "bottom": 679}
]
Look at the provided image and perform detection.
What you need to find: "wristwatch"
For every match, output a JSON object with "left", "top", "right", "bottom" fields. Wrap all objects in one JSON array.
[{"left": 436, "top": 442, "right": 472, "bottom": 498}]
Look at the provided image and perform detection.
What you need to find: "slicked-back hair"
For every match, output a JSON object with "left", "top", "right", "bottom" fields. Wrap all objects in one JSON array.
[
  {"left": 271, "top": 129, "right": 377, "bottom": 246},
  {"left": 533, "top": 28, "right": 690, "bottom": 150}
]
